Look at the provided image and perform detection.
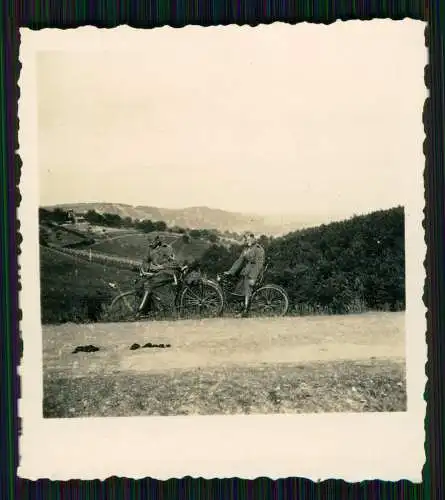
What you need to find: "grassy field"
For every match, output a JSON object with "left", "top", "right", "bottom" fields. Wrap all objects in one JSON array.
[
  {"left": 40, "top": 246, "right": 136, "bottom": 324},
  {"left": 171, "top": 237, "right": 211, "bottom": 263},
  {"left": 80, "top": 225, "right": 139, "bottom": 237},
  {"left": 88, "top": 231, "right": 210, "bottom": 263},
  {"left": 42, "top": 312, "right": 406, "bottom": 417},
  {"left": 41, "top": 223, "right": 90, "bottom": 248},
  {"left": 90, "top": 232, "right": 174, "bottom": 257}
]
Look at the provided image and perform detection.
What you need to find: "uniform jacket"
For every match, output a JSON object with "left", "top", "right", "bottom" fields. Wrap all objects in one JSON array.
[
  {"left": 228, "top": 243, "right": 265, "bottom": 282},
  {"left": 145, "top": 243, "right": 176, "bottom": 271}
]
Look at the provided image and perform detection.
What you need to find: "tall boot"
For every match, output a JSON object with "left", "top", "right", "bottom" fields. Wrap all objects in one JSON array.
[
  {"left": 137, "top": 289, "right": 152, "bottom": 316},
  {"left": 241, "top": 296, "right": 250, "bottom": 317}
]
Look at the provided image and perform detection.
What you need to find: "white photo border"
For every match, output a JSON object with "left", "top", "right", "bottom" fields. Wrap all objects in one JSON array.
[{"left": 17, "top": 22, "right": 427, "bottom": 482}]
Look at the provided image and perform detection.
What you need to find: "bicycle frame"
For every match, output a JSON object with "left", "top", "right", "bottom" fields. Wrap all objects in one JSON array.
[
  {"left": 216, "top": 263, "right": 269, "bottom": 301},
  {"left": 135, "top": 266, "right": 188, "bottom": 313}
]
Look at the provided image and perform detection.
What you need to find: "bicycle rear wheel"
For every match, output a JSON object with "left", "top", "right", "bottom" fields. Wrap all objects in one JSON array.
[
  {"left": 179, "top": 280, "right": 224, "bottom": 319},
  {"left": 249, "top": 284, "right": 289, "bottom": 317}
]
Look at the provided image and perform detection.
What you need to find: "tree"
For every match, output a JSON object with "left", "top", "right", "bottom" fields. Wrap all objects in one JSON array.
[
  {"left": 52, "top": 208, "right": 69, "bottom": 224},
  {"left": 122, "top": 217, "right": 133, "bottom": 228},
  {"left": 136, "top": 219, "right": 156, "bottom": 233},
  {"left": 153, "top": 220, "right": 167, "bottom": 232},
  {"left": 84, "top": 210, "right": 104, "bottom": 226},
  {"left": 189, "top": 229, "right": 202, "bottom": 239},
  {"left": 102, "top": 213, "right": 123, "bottom": 228},
  {"left": 39, "top": 207, "right": 69, "bottom": 225}
]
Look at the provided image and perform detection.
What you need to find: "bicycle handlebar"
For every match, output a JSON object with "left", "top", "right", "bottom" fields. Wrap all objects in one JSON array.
[{"left": 139, "top": 264, "right": 189, "bottom": 277}]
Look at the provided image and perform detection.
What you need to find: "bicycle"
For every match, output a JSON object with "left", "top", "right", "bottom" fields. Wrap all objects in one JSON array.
[
  {"left": 215, "top": 260, "right": 289, "bottom": 317},
  {"left": 105, "top": 263, "right": 225, "bottom": 322}
]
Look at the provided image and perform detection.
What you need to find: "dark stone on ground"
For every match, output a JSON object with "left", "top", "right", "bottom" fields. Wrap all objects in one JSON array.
[
  {"left": 72, "top": 345, "right": 100, "bottom": 353},
  {"left": 142, "top": 342, "right": 171, "bottom": 349},
  {"left": 130, "top": 343, "right": 141, "bottom": 350}
]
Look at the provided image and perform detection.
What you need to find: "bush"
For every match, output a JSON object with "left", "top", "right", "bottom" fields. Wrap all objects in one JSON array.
[
  {"left": 269, "top": 207, "right": 405, "bottom": 312},
  {"left": 39, "top": 207, "right": 70, "bottom": 225},
  {"left": 199, "top": 243, "right": 241, "bottom": 276}
]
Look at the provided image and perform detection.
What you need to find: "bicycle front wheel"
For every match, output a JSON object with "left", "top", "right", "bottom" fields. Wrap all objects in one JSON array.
[
  {"left": 107, "top": 290, "right": 141, "bottom": 322},
  {"left": 179, "top": 280, "right": 224, "bottom": 320},
  {"left": 249, "top": 284, "right": 289, "bottom": 317}
]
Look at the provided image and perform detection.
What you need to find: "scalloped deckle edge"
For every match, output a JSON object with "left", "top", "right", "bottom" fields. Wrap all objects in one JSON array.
[{"left": 16, "top": 20, "right": 427, "bottom": 482}]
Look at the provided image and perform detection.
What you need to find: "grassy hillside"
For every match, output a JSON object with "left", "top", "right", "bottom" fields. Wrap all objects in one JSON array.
[
  {"left": 40, "top": 222, "right": 93, "bottom": 248},
  {"left": 88, "top": 232, "right": 210, "bottom": 263},
  {"left": 171, "top": 236, "right": 212, "bottom": 263},
  {"left": 40, "top": 247, "right": 136, "bottom": 324},
  {"left": 90, "top": 233, "right": 164, "bottom": 260}
]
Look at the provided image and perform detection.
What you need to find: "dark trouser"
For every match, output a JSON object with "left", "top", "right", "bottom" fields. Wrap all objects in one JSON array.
[
  {"left": 138, "top": 270, "right": 175, "bottom": 312},
  {"left": 233, "top": 276, "right": 254, "bottom": 311}
]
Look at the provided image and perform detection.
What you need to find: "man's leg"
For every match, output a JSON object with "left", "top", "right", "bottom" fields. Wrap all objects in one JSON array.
[
  {"left": 138, "top": 271, "right": 175, "bottom": 314},
  {"left": 242, "top": 278, "right": 253, "bottom": 317},
  {"left": 137, "top": 280, "right": 152, "bottom": 314}
]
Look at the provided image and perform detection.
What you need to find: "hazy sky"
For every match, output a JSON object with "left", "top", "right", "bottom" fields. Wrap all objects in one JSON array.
[{"left": 37, "top": 20, "right": 426, "bottom": 217}]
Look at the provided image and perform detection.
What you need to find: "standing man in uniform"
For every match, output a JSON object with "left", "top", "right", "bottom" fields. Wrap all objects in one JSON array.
[
  {"left": 224, "top": 233, "right": 266, "bottom": 317},
  {"left": 137, "top": 235, "right": 179, "bottom": 314}
]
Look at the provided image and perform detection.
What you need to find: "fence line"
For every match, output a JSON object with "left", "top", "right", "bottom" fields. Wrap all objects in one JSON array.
[{"left": 45, "top": 244, "right": 142, "bottom": 269}]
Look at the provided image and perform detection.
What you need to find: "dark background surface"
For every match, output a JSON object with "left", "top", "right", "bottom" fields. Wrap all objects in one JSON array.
[{"left": 1, "top": 1, "right": 442, "bottom": 498}]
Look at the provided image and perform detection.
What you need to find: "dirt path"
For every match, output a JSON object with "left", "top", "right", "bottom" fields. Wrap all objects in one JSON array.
[{"left": 43, "top": 312, "right": 405, "bottom": 377}]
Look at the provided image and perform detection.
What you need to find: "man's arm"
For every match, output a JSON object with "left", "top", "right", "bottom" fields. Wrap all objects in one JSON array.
[{"left": 227, "top": 252, "right": 245, "bottom": 276}]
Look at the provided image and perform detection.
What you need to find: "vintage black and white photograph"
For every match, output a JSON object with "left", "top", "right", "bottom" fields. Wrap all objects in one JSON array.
[{"left": 18, "top": 21, "right": 427, "bottom": 481}]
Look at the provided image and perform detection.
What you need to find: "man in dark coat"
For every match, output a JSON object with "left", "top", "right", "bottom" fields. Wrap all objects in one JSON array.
[
  {"left": 225, "top": 233, "right": 265, "bottom": 316},
  {"left": 137, "top": 236, "right": 179, "bottom": 314}
]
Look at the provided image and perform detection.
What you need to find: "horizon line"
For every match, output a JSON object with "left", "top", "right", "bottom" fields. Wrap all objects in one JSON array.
[{"left": 39, "top": 201, "right": 404, "bottom": 224}]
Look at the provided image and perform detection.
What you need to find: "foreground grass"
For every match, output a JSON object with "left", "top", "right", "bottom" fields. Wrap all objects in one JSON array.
[{"left": 43, "top": 359, "right": 406, "bottom": 418}]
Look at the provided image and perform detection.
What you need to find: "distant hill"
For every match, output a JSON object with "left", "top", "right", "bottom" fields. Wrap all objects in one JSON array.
[{"left": 43, "top": 203, "right": 325, "bottom": 236}]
